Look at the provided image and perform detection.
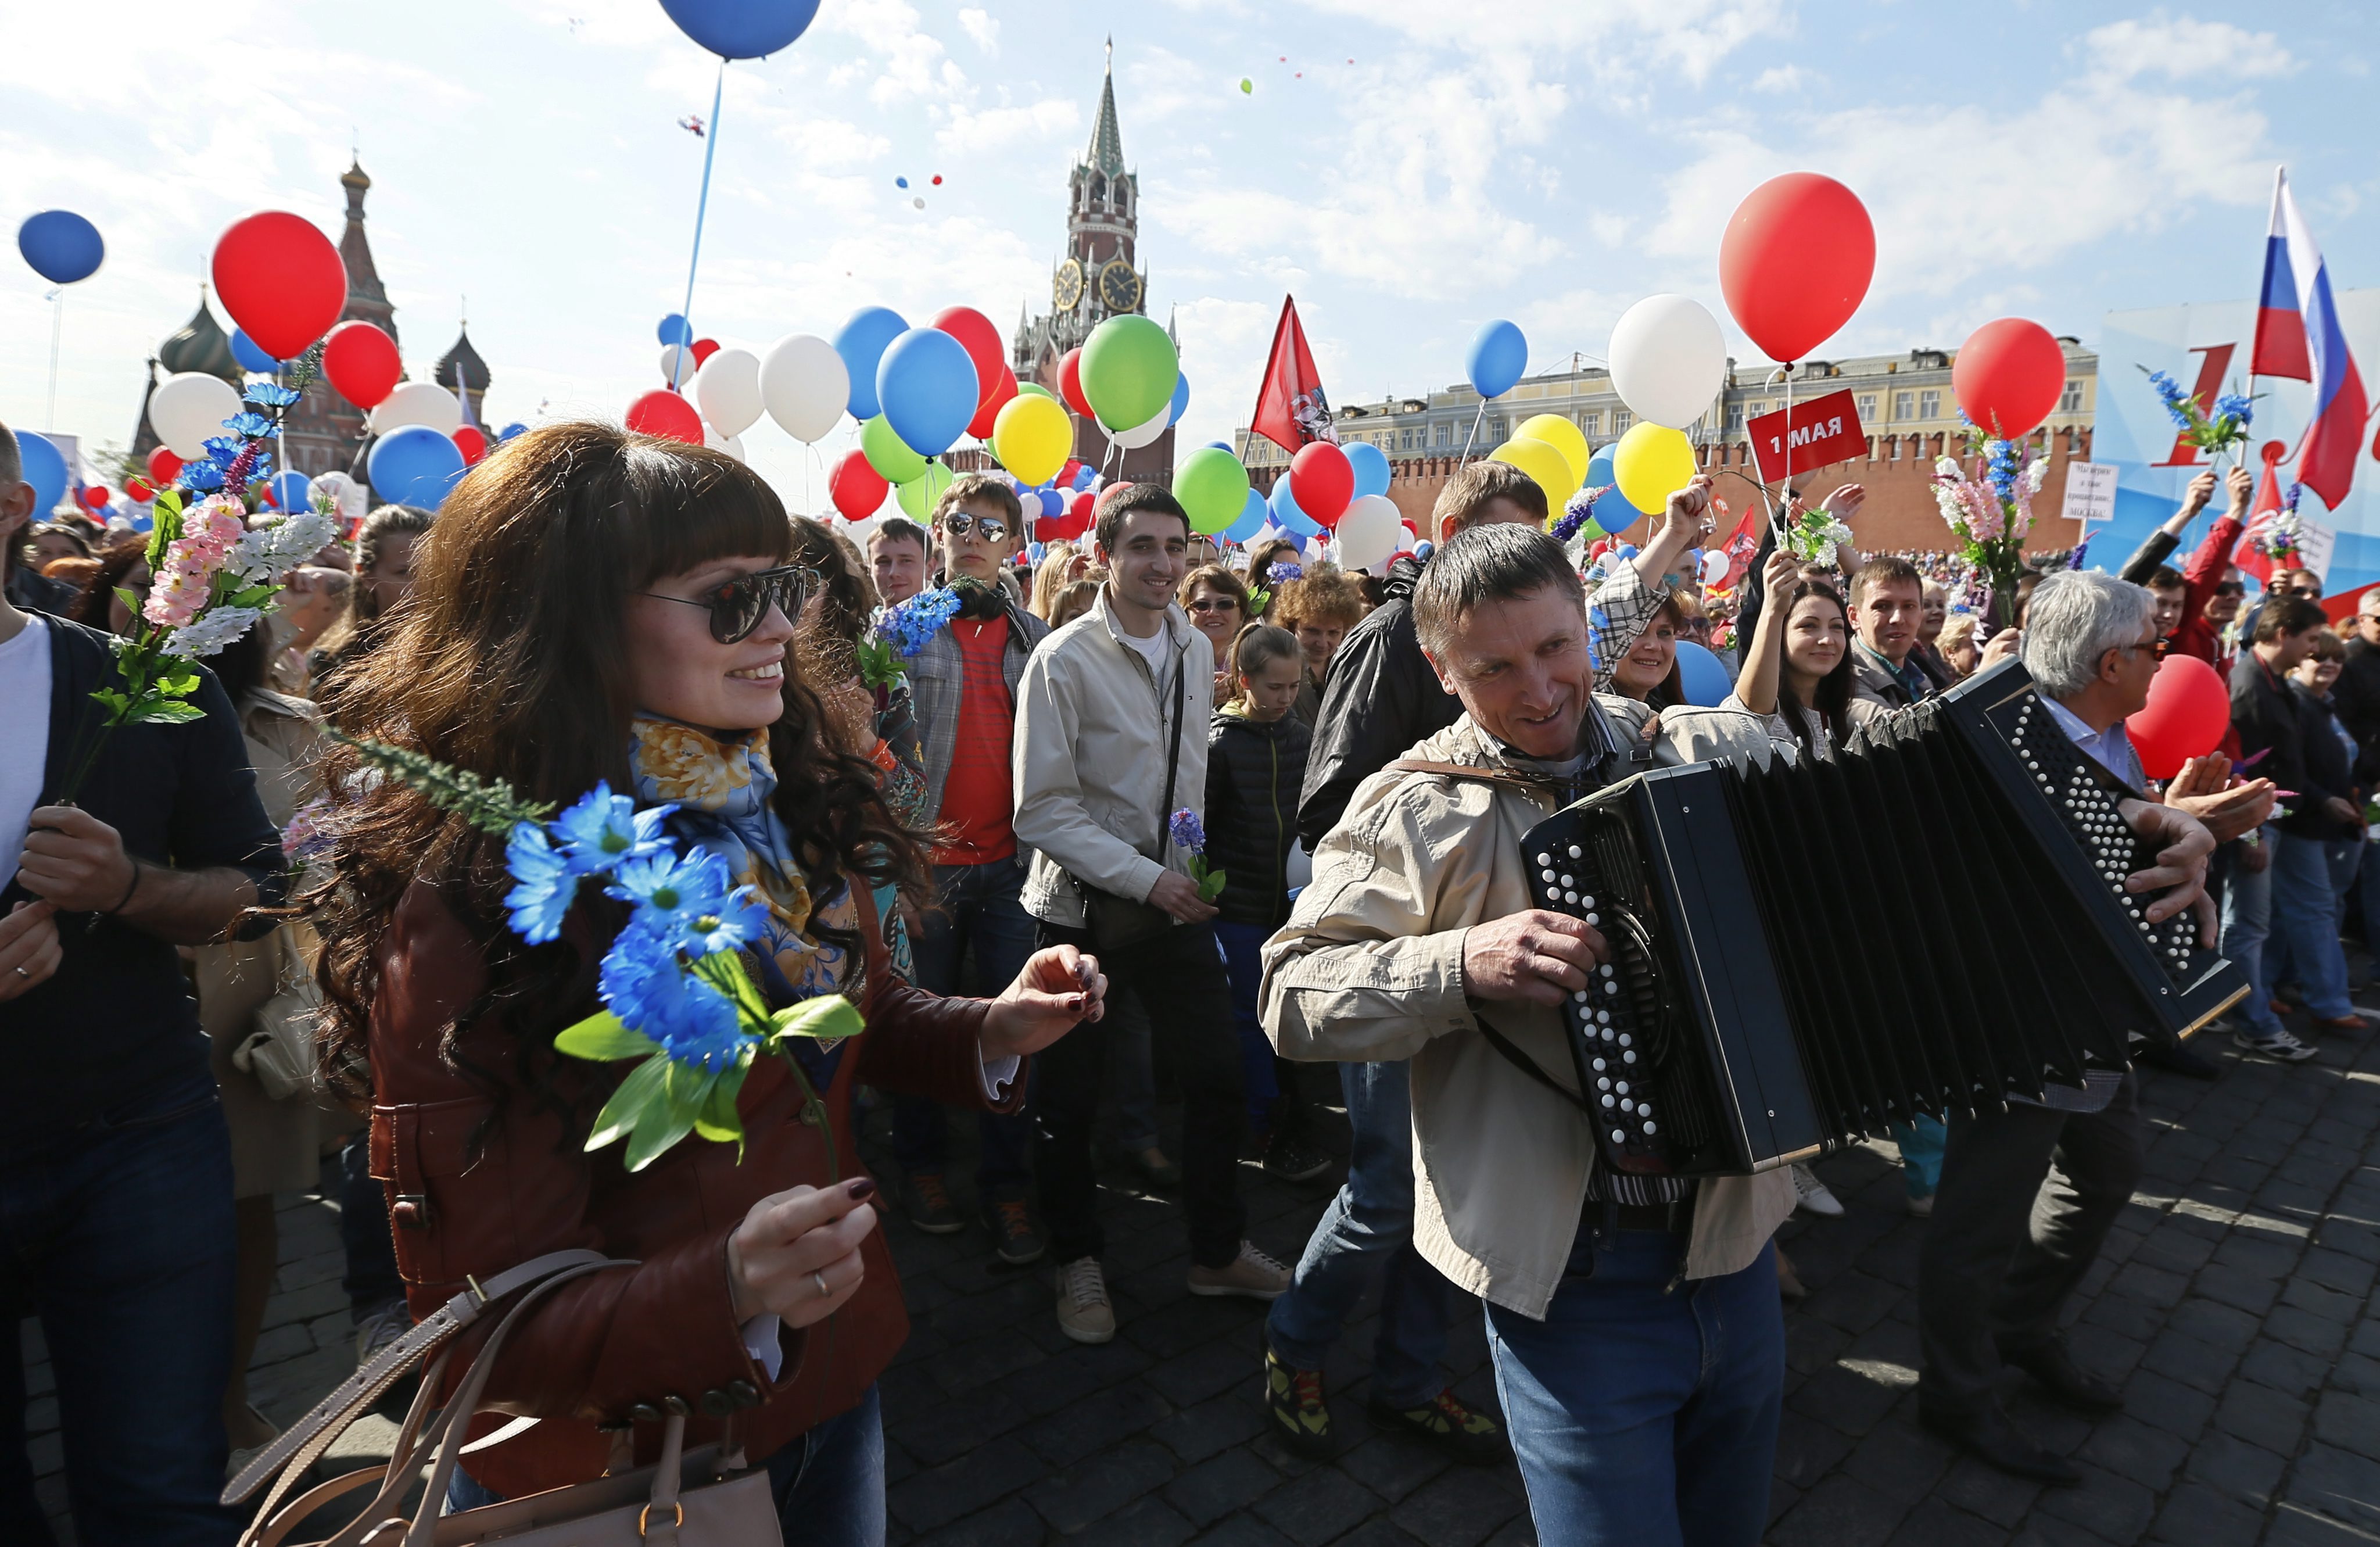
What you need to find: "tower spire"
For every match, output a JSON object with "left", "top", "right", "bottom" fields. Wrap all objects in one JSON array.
[{"left": 1085, "top": 39, "right": 1124, "bottom": 176}]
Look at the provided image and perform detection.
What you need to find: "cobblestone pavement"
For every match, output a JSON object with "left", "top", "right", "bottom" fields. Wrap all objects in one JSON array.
[{"left": 28, "top": 997, "right": 2380, "bottom": 1544}]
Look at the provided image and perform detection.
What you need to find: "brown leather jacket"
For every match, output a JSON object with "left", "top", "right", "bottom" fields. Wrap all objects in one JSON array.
[{"left": 368, "top": 878, "right": 1013, "bottom": 1497}]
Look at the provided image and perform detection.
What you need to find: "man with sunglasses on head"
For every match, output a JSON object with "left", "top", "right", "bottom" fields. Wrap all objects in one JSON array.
[{"left": 876, "top": 474, "right": 1056, "bottom": 1265}]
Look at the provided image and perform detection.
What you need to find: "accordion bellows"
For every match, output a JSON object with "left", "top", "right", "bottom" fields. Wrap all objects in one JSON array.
[{"left": 1522, "top": 660, "right": 2249, "bottom": 1180}]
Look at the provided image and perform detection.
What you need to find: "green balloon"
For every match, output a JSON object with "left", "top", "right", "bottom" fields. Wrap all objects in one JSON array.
[
  {"left": 896, "top": 461, "right": 954, "bottom": 521},
  {"left": 1015, "top": 381, "right": 1056, "bottom": 402},
  {"left": 1079, "top": 314, "right": 1178, "bottom": 431},
  {"left": 861, "top": 414, "right": 926, "bottom": 485},
  {"left": 1172, "top": 446, "right": 1250, "bottom": 535}
]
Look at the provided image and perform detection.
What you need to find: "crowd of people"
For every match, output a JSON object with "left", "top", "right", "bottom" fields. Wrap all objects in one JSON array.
[{"left": 0, "top": 413, "right": 2364, "bottom": 1545}]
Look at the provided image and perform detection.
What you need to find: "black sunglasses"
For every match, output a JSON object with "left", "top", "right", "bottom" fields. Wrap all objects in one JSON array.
[
  {"left": 641, "top": 564, "right": 818, "bottom": 643},
  {"left": 940, "top": 512, "right": 1010, "bottom": 543}
]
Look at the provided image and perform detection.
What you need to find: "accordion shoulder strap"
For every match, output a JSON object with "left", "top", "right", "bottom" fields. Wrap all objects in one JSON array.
[
  {"left": 1385, "top": 759, "right": 1561, "bottom": 792},
  {"left": 1473, "top": 1015, "right": 1590, "bottom": 1112}
]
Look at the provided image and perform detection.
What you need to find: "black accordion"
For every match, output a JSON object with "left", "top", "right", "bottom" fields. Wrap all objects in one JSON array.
[{"left": 1521, "top": 659, "right": 2248, "bottom": 1179}]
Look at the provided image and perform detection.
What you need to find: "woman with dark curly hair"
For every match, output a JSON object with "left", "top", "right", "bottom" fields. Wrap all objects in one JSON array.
[{"left": 302, "top": 422, "right": 1103, "bottom": 1539}]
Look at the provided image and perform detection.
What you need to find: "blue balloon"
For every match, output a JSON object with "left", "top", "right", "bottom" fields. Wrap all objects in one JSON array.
[
  {"left": 14, "top": 431, "right": 66, "bottom": 515},
  {"left": 876, "top": 327, "right": 978, "bottom": 459},
  {"left": 658, "top": 0, "right": 820, "bottom": 60},
  {"left": 128, "top": 508, "right": 154, "bottom": 533},
  {"left": 269, "top": 470, "right": 313, "bottom": 514},
  {"left": 657, "top": 314, "right": 692, "bottom": 346},
  {"left": 1027, "top": 541, "right": 1046, "bottom": 565},
  {"left": 17, "top": 210, "right": 103, "bottom": 285},
  {"left": 1270, "top": 476, "right": 1321, "bottom": 538},
  {"left": 1585, "top": 443, "right": 1617, "bottom": 489},
  {"left": 499, "top": 422, "right": 528, "bottom": 441},
  {"left": 833, "top": 306, "right": 910, "bottom": 420},
  {"left": 1466, "top": 318, "right": 1527, "bottom": 399},
  {"left": 1204, "top": 440, "right": 1234, "bottom": 453},
  {"left": 895, "top": 177, "right": 909, "bottom": 189},
  {"left": 1413, "top": 540, "right": 1435, "bottom": 561},
  {"left": 368, "top": 425, "right": 468, "bottom": 511},
  {"left": 1615, "top": 543, "right": 1640, "bottom": 560},
  {"left": 230, "top": 329, "right": 279, "bottom": 374},
  {"left": 1675, "top": 640, "right": 1732, "bottom": 708},
  {"left": 1592, "top": 486, "right": 1649, "bottom": 538},
  {"left": 1343, "top": 441, "right": 1392, "bottom": 500},
  {"left": 1070, "top": 465, "right": 1096, "bottom": 492},
  {"left": 1224, "top": 486, "right": 1268, "bottom": 543},
  {"left": 1166, "top": 372, "right": 1191, "bottom": 428},
  {"left": 1040, "top": 488, "right": 1064, "bottom": 517}
]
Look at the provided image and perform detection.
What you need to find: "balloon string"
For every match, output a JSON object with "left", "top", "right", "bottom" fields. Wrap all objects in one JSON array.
[
  {"left": 1458, "top": 399, "right": 1486, "bottom": 464},
  {"left": 675, "top": 59, "right": 727, "bottom": 391},
  {"left": 44, "top": 289, "right": 64, "bottom": 433}
]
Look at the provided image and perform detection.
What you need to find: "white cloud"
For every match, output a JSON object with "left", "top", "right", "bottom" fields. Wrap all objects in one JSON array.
[
  {"left": 938, "top": 98, "right": 1080, "bottom": 157},
  {"left": 1752, "top": 65, "right": 1808, "bottom": 94},
  {"left": 2082, "top": 13, "right": 2296, "bottom": 80},
  {"left": 1298, "top": 0, "right": 1791, "bottom": 87},
  {"left": 957, "top": 8, "right": 999, "bottom": 55}
]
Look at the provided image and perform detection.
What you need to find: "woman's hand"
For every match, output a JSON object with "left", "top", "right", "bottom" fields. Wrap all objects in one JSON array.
[
  {"left": 0, "top": 901, "right": 60, "bottom": 1003},
  {"left": 981, "top": 944, "right": 1107, "bottom": 1060},
  {"left": 1761, "top": 549, "right": 1801, "bottom": 595},
  {"left": 1819, "top": 483, "right": 1866, "bottom": 524},
  {"left": 726, "top": 1179, "right": 879, "bottom": 1328}
]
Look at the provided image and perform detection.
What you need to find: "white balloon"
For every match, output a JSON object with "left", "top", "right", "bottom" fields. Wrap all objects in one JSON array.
[
  {"left": 759, "top": 334, "right": 850, "bottom": 444},
  {"left": 845, "top": 514, "right": 880, "bottom": 547},
  {"left": 1335, "top": 495, "right": 1403, "bottom": 572},
  {"left": 1105, "top": 403, "right": 1171, "bottom": 450},
  {"left": 1608, "top": 294, "right": 1727, "bottom": 430},
  {"left": 310, "top": 471, "right": 369, "bottom": 527},
  {"left": 148, "top": 372, "right": 243, "bottom": 460},
  {"left": 658, "top": 343, "right": 696, "bottom": 389},
  {"left": 371, "top": 381, "right": 464, "bottom": 437},
  {"left": 694, "top": 348, "right": 764, "bottom": 437},
  {"left": 702, "top": 421, "right": 747, "bottom": 463},
  {"left": 1700, "top": 549, "right": 1730, "bottom": 585}
]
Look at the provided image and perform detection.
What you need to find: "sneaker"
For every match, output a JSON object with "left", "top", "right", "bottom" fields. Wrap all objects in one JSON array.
[
  {"left": 1055, "top": 1256, "right": 1114, "bottom": 1344},
  {"left": 1263, "top": 1131, "right": 1333, "bottom": 1184},
  {"left": 984, "top": 1186, "right": 1046, "bottom": 1267},
  {"left": 1791, "top": 1163, "right": 1845, "bottom": 1217},
  {"left": 1265, "top": 1349, "right": 1334, "bottom": 1458},
  {"left": 901, "top": 1172, "right": 964, "bottom": 1235},
  {"left": 1126, "top": 1145, "right": 1181, "bottom": 1188},
  {"left": 1906, "top": 1193, "right": 1935, "bottom": 1219},
  {"left": 1188, "top": 1241, "right": 1292, "bottom": 1300},
  {"left": 2310, "top": 1012, "right": 2372, "bottom": 1033},
  {"left": 2234, "top": 1027, "right": 2318, "bottom": 1062},
  {"left": 1367, "top": 1390, "right": 1507, "bottom": 1464},
  {"left": 353, "top": 1299, "right": 410, "bottom": 1369}
]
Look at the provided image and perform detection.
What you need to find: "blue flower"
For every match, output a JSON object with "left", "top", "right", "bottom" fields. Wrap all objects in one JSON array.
[
  {"left": 227, "top": 412, "right": 274, "bottom": 438},
  {"left": 1267, "top": 561, "right": 1304, "bottom": 584},
  {"left": 178, "top": 461, "right": 226, "bottom": 492},
  {"left": 550, "top": 782, "right": 675, "bottom": 876},
  {"left": 503, "top": 821, "right": 578, "bottom": 944},
  {"left": 599, "top": 928, "right": 746, "bottom": 1068},
  {"left": 1169, "top": 808, "right": 1207, "bottom": 855},
  {"left": 875, "top": 587, "right": 965, "bottom": 658},
  {"left": 201, "top": 435, "right": 246, "bottom": 465},
  {"left": 2148, "top": 370, "right": 2195, "bottom": 429},
  {"left": 605, "top": 846, "right": 764, "bottom": 957},
  {"left": 2212, "top": 392, "right": 2253, "bottom": 426},
  {"left": 243, "top": 382, "right": 300, "bottom": 408}
]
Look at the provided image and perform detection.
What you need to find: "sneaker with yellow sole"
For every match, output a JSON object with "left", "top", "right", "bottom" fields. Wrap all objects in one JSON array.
[{"left": 1264, "top": 1349, "right": 1333, "bottom": 1458}]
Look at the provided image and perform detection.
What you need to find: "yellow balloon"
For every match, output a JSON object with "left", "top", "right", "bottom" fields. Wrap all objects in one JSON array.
[
  {"left": 896, "top": 461, "right": 955, "bottom": 522},
  {"left": 1515, "top": 414, "right": 1589, "bottom": 488},
  {"left": 991, "top": 393, "right": 1072, "bottom": 488},
  {"left": 1486, "top": 436, "right": 1574, "bottom": 508},
  {"left": 1611, "top": 422, "right": 1697, "bottom": 515}
]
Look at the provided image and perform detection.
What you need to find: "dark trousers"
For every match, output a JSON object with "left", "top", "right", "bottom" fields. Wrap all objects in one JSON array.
[
  {"left": 1918, "top": 1075, "right": 2144, "bottom": 1416},
  {"left": 0, "top": 1079, "right": 241, "bottom": 1545},
  {"left": 341, "top": 1130, "right": 404, "bottom": 1317},
  {"left": 1033, "top": 919, "right": 1246, "bottom": 1267},
  {"left": 892, "top": 857, "right": 1037, "bottom": 1193}
]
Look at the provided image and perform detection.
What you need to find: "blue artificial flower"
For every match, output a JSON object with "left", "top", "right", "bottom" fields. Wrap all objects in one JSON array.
[
  {"left": 1984, "top": 438, "right": 2023, "bottom": 500},
  {"left": 2147, "top": 370, "right": 2195, "bottom": 429},
  {"left": 2212, "top": 392, "right": 2253, "bottom": 426},
  {"left": 201, "top": 435, "right": 246, "bottom": 465},
  {"left": 227, "top": 412, "right": 274, "bottom": 438},
  {"left": 605, "top": 846, "right": 764, "bottom": 957},
  {"left": 1551, "top": 489, "right": 1596, "bottom": 545},
  {"left": 550, "top": 782, "right": 675, "bottom": 876},
  {"left": 1169, "top": 808, "right": 1207, "bottom": 855},
  {"left": 178, "top": 461, "right": 226, "bottom": 493},
  {"left": 599, "top": 926, "right": 747, "bottom": 1068},
  {"left": 503, "top": 821, "right": 578, "bottom": 944},
  {"left": 875, "top": 587, "right": 965, "bottom": 658},
  {"left": 1267, "top": 561, "right": 1304, "bottom": 584},
  {"left": 244, "top": 381, "right": 301, "bottom": 408}
]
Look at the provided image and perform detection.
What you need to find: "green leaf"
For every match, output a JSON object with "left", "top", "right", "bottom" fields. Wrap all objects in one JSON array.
[
  {"left": 131, "top": 700, "right": 207, "bottom": 724},
  {"left": 113, "top": 586, "right": 142, "bottom": 618},
  {"left": 553, "top": 1012, "right": 663, "bottom": 1062},
  {"left": 227, "top": 585, "right": 274, "bottom": 608},
  {"left": 156, "top": 666, "right": 200, "bottom": 697},
  {"left": 692, "top": 1059, "right": 751, "bottom": 1151},
  {"left": 770, "top": 995, "right": 865, "bottom": 1043},
  {"left": 583, "top": 1053, "right": 671, "bottom": 1152},
  {"left": 623, "top": 1061, "right": 705, "bottom": 1171},
  {"left": 89, "top": 689, "right": 130, "bottom": 715},
  {"left": 1199, "top": 869, "right": 1227, "bottom": 904},
  {"left": 690, "top": 950, "right": 771, "bottom": 1025}
]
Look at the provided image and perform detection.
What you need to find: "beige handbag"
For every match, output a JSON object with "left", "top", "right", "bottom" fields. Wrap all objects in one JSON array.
[
  {"left": 233, "top": 929, "right": 321, "bottom": 1102},
  {"left": 225, "top": 1249, "right": 784, "bottom": 1546}
]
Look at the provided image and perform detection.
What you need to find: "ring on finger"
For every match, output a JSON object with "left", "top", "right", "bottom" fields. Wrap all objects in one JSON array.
[{"left": 812, "top": 1270, "right": 830, "bottom": 1298}]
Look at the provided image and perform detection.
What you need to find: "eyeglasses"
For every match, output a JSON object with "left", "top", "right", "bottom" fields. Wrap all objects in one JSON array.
[
  {"left": 640, "top": 564, "right": 818, "bottom": 643},
  {"left": 940, "top": 513, "right": 1010, "bottom": 543},
  {"left": 1186, "top": 596, "right": 1241, "bottom": 614}
]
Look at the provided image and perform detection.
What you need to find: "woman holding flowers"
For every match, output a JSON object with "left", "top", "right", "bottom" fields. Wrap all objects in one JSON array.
[{"left": 304, "top": 422, "right": 1103, "bottom": 1539}]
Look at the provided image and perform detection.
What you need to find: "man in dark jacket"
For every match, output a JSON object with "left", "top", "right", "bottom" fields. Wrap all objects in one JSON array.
[
  {"left": 2224, "top": 595, "right": 2332, "bottom": 1059},
  {"left": 2333, "top": 588, "right": 2380, "bottom": 786}
]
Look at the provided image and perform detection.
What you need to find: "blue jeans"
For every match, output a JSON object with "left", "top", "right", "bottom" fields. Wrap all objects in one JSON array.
[
  {"left": 2266, "top": 832, "right": 2360, "bottom": 1019},
  {"left": 1264, "top": 1061, "right": 1455, "bottom": 1410},
  {"left": 449, "top": 1385, "right": 885, "bottom": 1546},
  {"left": 1486, "top": 1230, "right": 1783, "bottom": 1547},
  {"left": 1890, "top": 1116, "right": 1947, "bottom": 1199},
  {"left": 1216, "top": 921, "right": 1281, "bottom": 1131},
  {"left": 2220, "top": 830, "right": 2283, "bottom": 1036},
  {"left": 892, "top": 858, "right": 1036, "bottom": 1191},
  {"left": 0, "top": 1077, "right": 239, "bottom": 1546}
]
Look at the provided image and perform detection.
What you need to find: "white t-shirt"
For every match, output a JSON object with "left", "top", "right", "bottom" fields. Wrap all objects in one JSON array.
[
  {"left": 0, "top": 615, "right": 53, "bottom": 889},
  {"left": 1121, "top": 621, "right": 1172, "bottom": 683}
]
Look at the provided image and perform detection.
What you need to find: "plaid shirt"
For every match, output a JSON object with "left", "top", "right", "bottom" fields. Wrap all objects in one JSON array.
[{"left": 909, "top": 592, "right": 1051, "bottom": 833}]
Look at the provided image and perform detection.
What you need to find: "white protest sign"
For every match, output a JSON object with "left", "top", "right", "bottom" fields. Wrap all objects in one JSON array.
[
  {"left": 2060, "top": 461, "right": 2119, "bottom": 527},
  {"left": 2296, "top": 517, "right": 2337, "bottom": 582}
]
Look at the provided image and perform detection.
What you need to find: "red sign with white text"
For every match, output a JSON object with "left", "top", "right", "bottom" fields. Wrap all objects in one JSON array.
[{"left": 1746, "top": 389, "right": 1866, "bottom": 485}]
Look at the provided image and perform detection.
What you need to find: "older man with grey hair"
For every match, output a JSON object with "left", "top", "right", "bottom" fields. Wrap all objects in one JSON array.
[{"left": 1918, "top": 568, "right": 2236, "bottom": 1483}]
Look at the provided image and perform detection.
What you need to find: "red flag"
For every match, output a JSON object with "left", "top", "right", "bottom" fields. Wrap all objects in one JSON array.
[
  {"left": 1250, "top": 296, "right": 1337, "bottom": 455},
  {"left": 2232, "top": 456, "right": 2287, "bottom": 586},
  {"left": 1713, "top": 496, "right": 1764, "bottom": 589}
]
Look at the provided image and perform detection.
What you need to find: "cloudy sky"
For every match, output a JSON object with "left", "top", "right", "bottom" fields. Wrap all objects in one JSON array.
[{"left": 2, "top": 0, "right": 2370, "bottom": 505}]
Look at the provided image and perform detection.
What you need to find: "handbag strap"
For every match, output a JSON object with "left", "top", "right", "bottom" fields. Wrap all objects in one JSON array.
[{"left": 1153, "top": 642, "right": 1187, "bottom": 866}]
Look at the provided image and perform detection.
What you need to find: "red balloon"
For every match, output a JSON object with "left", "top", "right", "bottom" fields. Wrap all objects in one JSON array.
[
  {"left": 1718, "top": 173, "right": 1874, "bottom": 363},
  {"left": 1068, "top": 489, "right": 1096, "bottom": 521},
  {"left": 2128, "top": 654, "right": 2232, "bottom": 780},
  {"left": 830, "top": 449, "right": 890, "bottom": 521},
  {"left": 210, "top": 211, "right": 348, "bottom": 361},
  {"left": 146, "top": 446, "right": 184, "bottom": 486},
  {"left": 1060, "top": 458, "right": 1083, "bottom": 488},
  {"left": 967, "top": 366, "right": 1018, "bottom": 440},
  {"left": 933, "top": 307, "right": 1008, "bottom": 408},
  {"left": 1952, "top": 318, "right": 2067, "bottom": 440},
  {"left": 1289, "top": 441, "right": 1354, "bottom": 527},
  {"left": 79, "top": 485, "right": 110, "bottom": 511},
  {"left": 323, "top": 320, "right": 401, "bottom": 409},
  {"left": 452, "top": 425, "right": 488, "bottom": 465},
  {"left": 1058, "top": 348, "right": 1094, "bottom": 420},
  {"left": 625, "top": 388, "right": 705, "bottom": 444},
  {"left": 691, "top": 338, "right": 720, "bottom": 366},
  {"left": 124, "top": 477, "right": 154, "bottom": 503}
]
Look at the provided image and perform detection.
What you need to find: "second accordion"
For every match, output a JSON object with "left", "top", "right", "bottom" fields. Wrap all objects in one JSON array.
[{"left": 1518, "top": 660, "right": 2249, "bottom": 1180}]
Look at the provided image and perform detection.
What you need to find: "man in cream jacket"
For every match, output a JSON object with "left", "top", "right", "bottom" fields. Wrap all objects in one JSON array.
[{"left": 1261, "top": 511, "right": 1796, "bottom": 1546}]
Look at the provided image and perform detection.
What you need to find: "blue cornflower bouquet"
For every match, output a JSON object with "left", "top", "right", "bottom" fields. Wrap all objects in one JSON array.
[
  {"left": 856, "top": 585, "right": 963, "bottom": 690},
  {"left": 1170, "top": 808, "right": 1226, "bottom": 904},
  {"left": 2143, "top": 368, "right": 2254, "bottom": 460},
  {"left": 328, "top": 738, "right": 859, "bottom": 1173}
]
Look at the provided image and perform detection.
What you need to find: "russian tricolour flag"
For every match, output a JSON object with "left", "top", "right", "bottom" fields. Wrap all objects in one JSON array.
[{"left": 2252, "top": 167, "right": 2367, "bottom": 510}]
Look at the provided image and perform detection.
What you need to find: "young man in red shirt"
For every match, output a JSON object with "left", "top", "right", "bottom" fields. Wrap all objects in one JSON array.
[{"left": 891, "top": 475, "right": 1053, "bottom": 1263}]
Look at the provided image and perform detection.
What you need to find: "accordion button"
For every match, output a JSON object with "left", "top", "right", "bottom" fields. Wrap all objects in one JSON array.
[
  {"left": 1541, "top": 869, "right": 1556, "bottom": 884},
  {"left": 1560, "top": 873, "right": 1574, "bottom": 887},
  {"left": 1565, "top": 892, "right": 1580, "bottom": 905},
  {"left": 1593, "top": 1059, "right": 1607, "bottom": 1072},
  {"left": 1569, "top": 846, "right": 1583, "bottom": 858},
  {"left": 1618, "top": 1034, "right": 1632, "bottom": 1048},
  {"left": 1643, "top": 1122, "right": 1658, "bottom": 1136},
  {"left": 1586, "top": 913, "right": 1600, "bottom": 926},
  {"left": 1623, "top": 1051, "right": 1637, "bottom": 1064},
  {"left": 1600, "top": 1094, "right": 1614, "bottom": 1107},
  {"left": 1598, "top": 1075, "right": 1611, "bottom": 1088},
  {"left": 1537, "top": 853, "right": 1552, "bottom": 866},
  {"left": 1600, "top": 964, "right": 1615, "bottom": 977},
  {"left": 1620, "top": 1100, "right": 1634, "bottom": 1113},
  {"left": 1615, "top": 1080, "right": 1628, "bottom": 1094},
  {"left": 1582, "top": 896, "right": 1596, "bottom": 908},
  {"left": 1611, "top": 1129, "right": 1626, "bottom": 1144}
]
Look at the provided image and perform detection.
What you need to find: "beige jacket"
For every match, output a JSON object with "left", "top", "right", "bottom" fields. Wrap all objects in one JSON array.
[
  {"left": 1261, "top": 704, "right": 1800, "bottom": 1320},
  {"left": 1015, "top": 586, "right": 1215, "bottom": 928}
]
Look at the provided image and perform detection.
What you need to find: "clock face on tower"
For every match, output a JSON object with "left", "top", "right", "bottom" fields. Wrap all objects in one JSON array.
[
  {"left": 1098, "top": 258, "right": 1142, "bottom": 314},
  {"left": 1053, "top": 258, "right": 1085, "bottom": 311}
]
